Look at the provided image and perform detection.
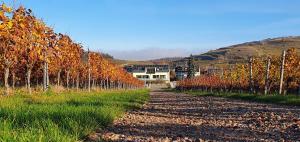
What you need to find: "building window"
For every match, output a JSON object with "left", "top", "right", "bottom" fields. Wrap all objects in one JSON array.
[
  {"left": 142, "top": 75, "right": 149, "bottom": 79},
  {"left": 160, "top": 75, "right": 166, "bottom": 79},
  {"left": 153, "top": 75, "right": 159, "bottom": 79},
  {"left": 136, "top": 75, "right": 149, "bottom": 79},
  {"left": 146, "top": 68, "right": 155, "bottom": 74}
]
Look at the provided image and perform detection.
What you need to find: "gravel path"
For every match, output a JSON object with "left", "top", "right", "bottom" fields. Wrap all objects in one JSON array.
[{"left": 93, "top": 91, "right": 300, "bottom": 142}]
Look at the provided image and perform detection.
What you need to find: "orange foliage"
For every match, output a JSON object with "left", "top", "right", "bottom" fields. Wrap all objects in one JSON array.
[
  {"left": 0, "top": 3, "right": 143, "bottom": 92},
  {"left": 178, "top": 48, "right": 300, "bottom": 94}
]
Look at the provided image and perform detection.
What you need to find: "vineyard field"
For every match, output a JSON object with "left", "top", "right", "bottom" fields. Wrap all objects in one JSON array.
[
  {"left": 0, "top": 3, "right": 148, "bottom": 141},
  {"left": 177, "top": 48, "right": 300, "bottom": 96},
  {"left": 0, "top": 89, "right": 149, "bottom": 142},
  {"left": 1, "top": 1, "right": 300, "bottom": 141}
]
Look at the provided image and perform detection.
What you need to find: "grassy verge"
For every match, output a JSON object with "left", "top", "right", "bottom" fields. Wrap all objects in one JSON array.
[
  {"left": 0, "top": 89, "right": 149, "bottom": 142},
  {"left": 177, "top": 90, "right": 300, "bottom": 106}
]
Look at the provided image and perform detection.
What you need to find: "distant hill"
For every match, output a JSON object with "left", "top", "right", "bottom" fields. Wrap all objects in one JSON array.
[
  {"left": 111, "top": 36, "right": 300, "bottom": 67},
  {"left": 193, "top": 36, "right": 300, "bottom": 64},
  {"left": 112, "top": 59, "right": 156, "bottom": 66},
  {"left": 148, "top": 57, "right": 183, "bottom": 64},
  {"left": 112, "top": 57, "right": 183, "bottom": 66},
  {"left": 98, "top": 53, "right": 154, "bottom": 65}
]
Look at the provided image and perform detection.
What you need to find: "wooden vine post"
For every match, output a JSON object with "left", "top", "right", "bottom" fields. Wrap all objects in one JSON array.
[
  {"left": 4, "top": 63, "right": 10, "bottom": 95},
  {"left": 76, "top": 74, "right": 80, "bottom": 91},
  {"left": 88, "top": 48, "right": 91, "bottom": 92},
  {"left": 43, "top": 47, "right": 49, "bottom": 92},
  {"left": 228, "top": 64, "right": 232, "bottom": 92},
  {"left": 279, "top": 50, "right": 286, "bottom": 95},
  {"left": 249, "top": 57, "right": 254, "bottom": 94},
  {"left": 264, "top": 58, "right": 271, "bottom": 95}
]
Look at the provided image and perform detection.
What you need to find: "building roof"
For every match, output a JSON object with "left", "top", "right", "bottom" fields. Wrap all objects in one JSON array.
[
  {"left": 130, "top": 64, "right": 169, "bottom": 68},
  {"left": 124, "top": 64, "right": 169, "bottom": 73}
]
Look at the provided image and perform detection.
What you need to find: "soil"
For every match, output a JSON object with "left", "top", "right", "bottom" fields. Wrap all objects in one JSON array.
[{"left": 89, "top": 91, "right": 300, "bottom": 142}]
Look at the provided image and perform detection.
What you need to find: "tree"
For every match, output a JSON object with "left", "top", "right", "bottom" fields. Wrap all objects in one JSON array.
[
  {"left": 0, "top": 3, "right": 14, "bottom": 95},
  {"left": 14, "top": 7, "right": 47, "bottom": 94},
  {"left": 187, "top": 55, "right": 195, "bottom": 79}
]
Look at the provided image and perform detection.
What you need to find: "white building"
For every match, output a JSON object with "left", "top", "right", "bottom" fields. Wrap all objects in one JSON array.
[{"left": 124, "top": 65, "right": 170, "bottom": 83}]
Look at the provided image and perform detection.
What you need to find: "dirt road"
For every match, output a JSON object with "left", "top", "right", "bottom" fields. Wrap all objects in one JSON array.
[{"left": 97, "top": 91, "right": 300, "bottom": 142}]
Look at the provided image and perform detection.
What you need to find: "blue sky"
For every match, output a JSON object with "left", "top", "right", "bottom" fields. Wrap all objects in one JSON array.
[{"left": 3, "top": 0, "right": 300, "bottom": 60}]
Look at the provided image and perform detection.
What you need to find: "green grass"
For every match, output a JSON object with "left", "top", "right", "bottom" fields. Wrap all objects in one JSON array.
[
  {"left": 178, "top": 90, "right": 300, "bottom": 106},
  {"left": 0, "top": 89, "right": 149, "bottom": 142}
]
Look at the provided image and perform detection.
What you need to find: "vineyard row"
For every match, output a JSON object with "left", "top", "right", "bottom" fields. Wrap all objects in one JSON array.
[
  {"left": 0, "top": 4, "right": 143, "bottom": 95},
  {"left": 178, "top": 48, "right": 300, "bottom": 95}
]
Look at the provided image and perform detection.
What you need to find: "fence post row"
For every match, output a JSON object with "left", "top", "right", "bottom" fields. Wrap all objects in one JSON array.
[
  {"left": 249, "top": 57, "right": 253, "bottom": 94},
  {"left": 264, "top": 58, "right": 271, "bottom": 95},
  {"left": 279, "top": 50, "right": 286, "bottom": 95}
]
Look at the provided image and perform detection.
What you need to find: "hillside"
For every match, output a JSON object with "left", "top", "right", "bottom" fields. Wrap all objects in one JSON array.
[
  {"left": 112, "top": 36, "right": 300, "bottom": 67},
  {"left": 111, "top": 59, "right": 156, "bottom": 66},
  {"left": 111, "top": 57, "right": 181, "bottom": 66},
  {"left": 193, "top": 36, "right": 300, "bottom": 64}
]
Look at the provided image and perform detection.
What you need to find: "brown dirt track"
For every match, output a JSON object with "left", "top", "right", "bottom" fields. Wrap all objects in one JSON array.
[{"left": 94, "top": 91, "right": 300, "bottom": 142}]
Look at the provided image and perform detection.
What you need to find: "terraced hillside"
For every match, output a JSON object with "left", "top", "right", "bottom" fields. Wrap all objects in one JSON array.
[{"left": 193, "top": 36, "right": 300, "bottom": 64}]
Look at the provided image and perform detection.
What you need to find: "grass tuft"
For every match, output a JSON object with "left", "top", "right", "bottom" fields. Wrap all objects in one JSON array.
[{"left": 0, "top": 89, "right": 149, "bottom": 142}]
